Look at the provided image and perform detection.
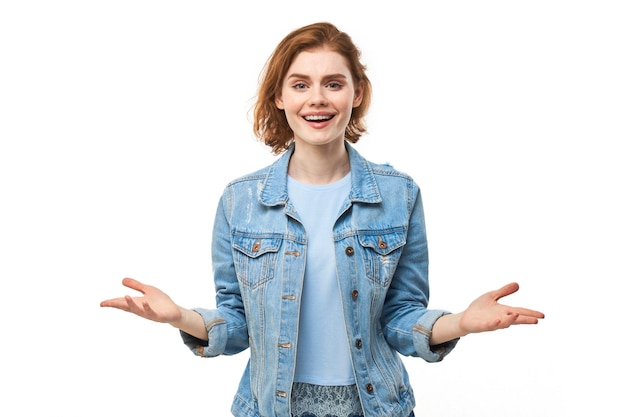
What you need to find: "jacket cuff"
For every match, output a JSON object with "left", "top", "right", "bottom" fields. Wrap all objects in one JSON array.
[
  {"left": 412, "top": 309, "right": 460, "bottom": 362},
  {"left": 179, "top": 308, "right": 227, "bottom": 357}
]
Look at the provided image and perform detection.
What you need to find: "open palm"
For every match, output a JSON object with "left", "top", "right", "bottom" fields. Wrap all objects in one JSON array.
[
  {"left": 100, "top": 277, "right": 182, "bottom": 324},
  {"left": 459, "top": 282, "right": 544, "bottom": 334}
]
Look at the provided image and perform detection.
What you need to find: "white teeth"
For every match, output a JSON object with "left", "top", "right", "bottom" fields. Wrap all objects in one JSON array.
[{"left": 304, "top": 115, "right": 332, "bottom": 121}]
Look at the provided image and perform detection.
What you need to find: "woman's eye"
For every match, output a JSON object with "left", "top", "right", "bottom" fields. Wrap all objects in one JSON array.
[
  {"left": 293, "top": 83, "right": 307, "bottom": 89},
  {"left": 328, "top": 82, "right": 342, "bottom": 89}
]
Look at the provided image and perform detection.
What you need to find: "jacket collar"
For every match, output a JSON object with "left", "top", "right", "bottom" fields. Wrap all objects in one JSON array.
[{"left": 259, "top": 141, "right": 382, "bottom": 207}]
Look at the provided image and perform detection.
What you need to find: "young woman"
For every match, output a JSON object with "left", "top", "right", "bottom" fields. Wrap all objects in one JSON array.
[{"left": 101, "top": 22, "right": 544, "bottom": 417}]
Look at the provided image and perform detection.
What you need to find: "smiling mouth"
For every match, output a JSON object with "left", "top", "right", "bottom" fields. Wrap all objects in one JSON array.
[{"left": 303, "top": 115, "right": 334, "bottom": 122}]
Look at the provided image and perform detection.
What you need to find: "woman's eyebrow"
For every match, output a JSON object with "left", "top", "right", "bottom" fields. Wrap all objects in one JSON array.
[{"left": 286, "top": 73, "right": 349, "bottom": 81}]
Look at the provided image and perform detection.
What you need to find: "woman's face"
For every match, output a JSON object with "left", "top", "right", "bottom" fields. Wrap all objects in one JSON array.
[{"left": 275, "top": 47, "right": 362, "bottom": 149}]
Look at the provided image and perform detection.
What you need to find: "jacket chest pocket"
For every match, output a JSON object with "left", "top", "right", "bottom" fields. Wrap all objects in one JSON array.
[
  {"left": 232, "top": 234, "right": 282, "bottom": 288},
  {"left": 357, "top": 229, "right": 406, "bottom": 287}
]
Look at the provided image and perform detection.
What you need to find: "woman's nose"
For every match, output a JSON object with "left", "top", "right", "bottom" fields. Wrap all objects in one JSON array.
[{"left": 308, "top": 86, "right": 328, "bottom": 106}]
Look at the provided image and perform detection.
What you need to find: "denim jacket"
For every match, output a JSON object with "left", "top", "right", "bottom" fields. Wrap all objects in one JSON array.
[{"left": 181, "top": 142, "right": 459, "bottom": 417}]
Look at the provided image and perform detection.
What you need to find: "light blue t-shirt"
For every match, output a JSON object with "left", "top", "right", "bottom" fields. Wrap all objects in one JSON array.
[{"left": 288, "top": 173, "right": 354, "bottom": 385}]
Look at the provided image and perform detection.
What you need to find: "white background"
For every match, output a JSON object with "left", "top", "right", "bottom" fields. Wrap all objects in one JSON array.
[{"left": 1, "top": 1, "right": 624, "bottom": 416}]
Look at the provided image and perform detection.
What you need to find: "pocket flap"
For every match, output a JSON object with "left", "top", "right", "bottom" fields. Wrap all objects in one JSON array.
[
  {"left": 357, "top": 229, "right": 406, "bottom": 255},
  {"left": 232, "top": 234, "right": 282, "bottom": 258}
]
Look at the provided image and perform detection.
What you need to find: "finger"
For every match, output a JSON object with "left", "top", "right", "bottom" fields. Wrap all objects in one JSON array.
[
  {"left": 492, "top": 282, "right": 520, "bottom": 301},
  {"left": 100, "top": 297, "right": 131, "bottom": 312},
  {"left": 512, "top": 307, "right": 545, "bottom": 319},
  {"left": 121, "top": 277, "right": 148, "bottom": 295},
  {"left": 502, "top": 312, "right": 520, "bottom": 328},
  {"left": 513, "top": 315, "right": 541, "bottom": 325},
  {"left": 143, "top": 300, "right": 153, "bottom": 311},
  {"left": 487, "top": 312, "right": 518, "bottom": 331},
  {"left": 141, "top": 301, "right": 160, "bottom": 321},
  {"left": 124, "top": 294, "right": 145, "bottom": 314}
]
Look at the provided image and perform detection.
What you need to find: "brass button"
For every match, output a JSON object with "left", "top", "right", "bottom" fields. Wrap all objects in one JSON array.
[
  {"left": 351, "top": 290, "right": 359, "bottom": 300},
  {"left": 355, "top": 339, "right": 362, "bottom": 349},
  {"left": 365, "top": 383, "right": 374, "bottom": 393},
  {"left": 252, "top": 240, "right": 261, "bottom": 252},
  {"left": 378, "top": 237, "right": 387, "bottom": 249},
  {"left": 345, "top": 246, "right": 354, "bottom": 256}
]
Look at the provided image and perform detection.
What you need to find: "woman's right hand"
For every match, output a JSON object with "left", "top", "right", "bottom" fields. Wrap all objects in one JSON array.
[{"left": 100, "top": 277, "right": 182, "bottom": 324}]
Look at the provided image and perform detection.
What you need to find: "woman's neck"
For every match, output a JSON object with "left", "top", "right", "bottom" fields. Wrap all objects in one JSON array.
[{"left": 288, "top": 141, "right": 350, "bottom": 185}]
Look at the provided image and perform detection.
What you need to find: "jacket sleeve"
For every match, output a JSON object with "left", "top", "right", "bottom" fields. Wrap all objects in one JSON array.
[
  {"left": 381, "top": 183, "right": 459, "bottom": 362},
  {"left": 180, "top": 189, "right": 249, "bottom": 357}
]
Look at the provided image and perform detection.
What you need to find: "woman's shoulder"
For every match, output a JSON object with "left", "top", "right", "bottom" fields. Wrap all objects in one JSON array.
[
  {"left": 364, "top": 158, "right": 418, "bottom": 189},
  {"left": 226, "top": 165, "right": 271, "bottom": 187},
  {"left": 350, "top": 144, "right": 416, "bottom": 184}
]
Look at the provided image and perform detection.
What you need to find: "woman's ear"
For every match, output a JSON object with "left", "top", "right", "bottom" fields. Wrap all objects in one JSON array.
[
  {"left": 275, "top": 93, "right": 284, "bottom": 110},
  {"left": 352, "top": 82, "right": 364, "bottom": 108}
]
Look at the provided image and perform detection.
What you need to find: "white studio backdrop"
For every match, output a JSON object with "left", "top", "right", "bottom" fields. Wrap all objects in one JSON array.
[{"left": 1, "top": 1, "right": 624, "bottom": 416}]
